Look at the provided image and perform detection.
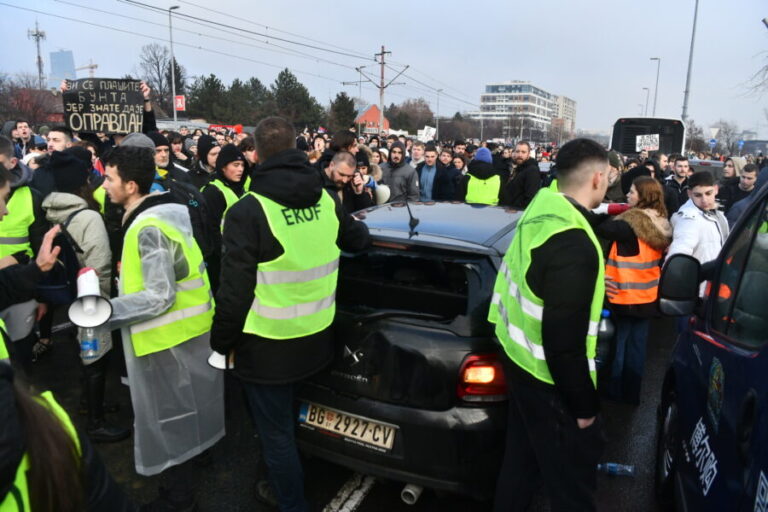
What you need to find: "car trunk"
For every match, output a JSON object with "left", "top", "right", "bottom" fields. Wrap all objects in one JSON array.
[{"left": 306, "top": 245, "right": 499, "bottom": 411}]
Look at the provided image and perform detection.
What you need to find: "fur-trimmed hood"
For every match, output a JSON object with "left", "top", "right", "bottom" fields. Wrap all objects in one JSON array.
[{"left": 617, "top": 207, "right": 672, "bottom": 251}]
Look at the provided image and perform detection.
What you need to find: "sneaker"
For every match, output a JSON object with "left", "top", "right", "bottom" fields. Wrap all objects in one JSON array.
[{"left": 254, "top": 480, "right": 279, "bottom": 509}]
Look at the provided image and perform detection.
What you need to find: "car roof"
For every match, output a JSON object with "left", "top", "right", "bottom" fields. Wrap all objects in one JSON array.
[{"left": 354, "top": 202, "right": 523, "bottom": 254}]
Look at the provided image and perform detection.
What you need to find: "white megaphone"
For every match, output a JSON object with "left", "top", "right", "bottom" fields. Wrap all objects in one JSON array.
[
  {"left": 207, "top": 351, "right": 234, "bottom": 370},
  {"left": 68, "top": 268, "right": 112, "bottom": 328}
]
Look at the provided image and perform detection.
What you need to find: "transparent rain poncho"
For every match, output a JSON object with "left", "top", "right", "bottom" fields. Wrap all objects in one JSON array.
[{"left": 109, "top": 202, "right": 224, "bottom": 476}]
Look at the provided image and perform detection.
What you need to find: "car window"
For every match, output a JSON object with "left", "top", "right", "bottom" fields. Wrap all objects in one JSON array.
[
  {"left": 711, "top": 200, "right": 768, "bottom": 348},
  {"left": 337, "top": 250, "right": 474, "bottom": 319}
]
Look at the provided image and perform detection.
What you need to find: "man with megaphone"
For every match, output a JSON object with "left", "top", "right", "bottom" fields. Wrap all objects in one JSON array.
[{"left": 100, "top": 143, "right": 224, "bottom": 511}]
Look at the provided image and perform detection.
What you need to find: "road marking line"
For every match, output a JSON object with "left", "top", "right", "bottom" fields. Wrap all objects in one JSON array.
[{"left": 323, "top": 473, "right": 376, "bottom": 512}]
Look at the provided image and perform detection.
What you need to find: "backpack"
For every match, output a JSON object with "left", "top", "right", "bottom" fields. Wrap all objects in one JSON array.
[
  {"left": 36, "top": 209, "right": 86, "bottom": 305},
  {"left": 162, "top": 178, "right": 216, "bottom": 261}
]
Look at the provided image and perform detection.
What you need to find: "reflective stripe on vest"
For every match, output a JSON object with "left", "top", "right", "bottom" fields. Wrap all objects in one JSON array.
[
  {"left": 0, "top": 187, "right": 34, "bottom": 258},
  {"left": 93, "top": 186, "right": 106, "bottom": 215},
  {"left": 605, "top": 239, "right": 662, "bottom": 305},
  {"left": 206, "top": 179, "right": 240, "bottom": 232},
  {"left": 0, "top": 318, "right": 8, "bottom": 360},
  {"left": 244, "top": 191, "right": 340, "bottom": 340},
  {"left": 487, "top": 187, "right": 604, "bottom": 386},
  {"left": 465, "top": 174, "right": 500, "bottom": 205},
  {"left": 121, "top": 217, "right": 214, "bottom": 357},
  {"left": 0, "top": 392, "right": 80, "bottom": 512}
]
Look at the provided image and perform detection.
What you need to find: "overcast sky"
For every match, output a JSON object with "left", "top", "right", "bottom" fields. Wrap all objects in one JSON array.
[{"left": 1, "top": 0, "right": 767, "bottom": 136}]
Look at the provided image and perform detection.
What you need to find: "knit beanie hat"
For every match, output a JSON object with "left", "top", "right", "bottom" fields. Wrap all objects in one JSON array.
[
  {"left": 147, "top": 131, "right": 170, "bottom": 148},
  {"left": 64, "top": 146, "right": 93, "bottom": 168},
  {"left": 607, "top": 150, "right": 623, "bottom": 170},
  {"left": 215, "top": 144, "right": 246, "bottom": 173},
  {"left": 197, "top": 135, "right": 217, "bottom": 164},
  {"left": 474, "top": 147, "right": 493, "bottom": 164},
  {"left": 356, "top": 150, "right": 369, "bottom": 168},
  {"left": 120, "top": 133, "right": 155, "bottom": 150},
  {"left": 49, "top": 150, "right": 89, "bottom": 193},
  {"left": 184, "top": 138, "right": 197, "bottom": 151}
]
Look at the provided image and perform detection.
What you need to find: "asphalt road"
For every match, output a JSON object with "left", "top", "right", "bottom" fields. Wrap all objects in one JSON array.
[{"left": 23, "top": 316, "right": 677, "bottom": 511}]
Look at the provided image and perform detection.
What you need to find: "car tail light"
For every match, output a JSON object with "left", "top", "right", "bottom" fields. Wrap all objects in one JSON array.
[{"left": 457, "top": 354, "right": 507, "bottom": 402}]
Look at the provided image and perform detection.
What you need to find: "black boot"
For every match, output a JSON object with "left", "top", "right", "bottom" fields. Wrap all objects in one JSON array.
[{"left": 84, "top": 359, "right": 130, "bottom": 443}]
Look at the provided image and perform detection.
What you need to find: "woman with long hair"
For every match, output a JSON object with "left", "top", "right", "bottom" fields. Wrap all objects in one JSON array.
[
  {"left": 596, "top": 176, "right": 672, "bottom": 404},
  {"left": 0, "top": 364, "right": 134, "bottom": 511}
]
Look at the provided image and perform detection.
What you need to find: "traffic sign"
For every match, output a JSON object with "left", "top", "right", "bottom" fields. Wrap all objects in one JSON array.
[
  {"left": 708, "top": 138, "right": 717, "bottom": 148},
  {"left": 738, "top": 140, "right": 745, "bottom": 149},
  {"left": 174, "top": 95, "right": 186, "bottom": 111}
]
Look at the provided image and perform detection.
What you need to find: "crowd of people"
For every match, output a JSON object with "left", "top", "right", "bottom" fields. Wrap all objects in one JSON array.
[{"left": 1, "top": 79, "right": 768, "bottom": 511}]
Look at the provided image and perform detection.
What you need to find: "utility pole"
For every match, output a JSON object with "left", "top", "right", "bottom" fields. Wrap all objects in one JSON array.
[
  {"left": 681, "top": 0, "right": 699, "bottom": 122},
  {"left": 377, "top": 46, "right": 389, "bottom": 136},
  {"left": 356, "top": 46, "right": 408, "bottom": 136},
  {"left": 168, "top": 5, "right": 180, "bottom": 124},
  {"left": 650, "top": 57, "right": 661, "bottom": 116},
  {"left": 27, "top": 21, "right": 46, "bottom": 89},
  {"left": 436, "top": 89, "right": 442, "bottom": 141}
]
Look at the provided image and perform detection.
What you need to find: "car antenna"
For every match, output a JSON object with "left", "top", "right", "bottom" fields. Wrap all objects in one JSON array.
[{"left": 404, "top": 198, "right": 419, "bottom": 238}]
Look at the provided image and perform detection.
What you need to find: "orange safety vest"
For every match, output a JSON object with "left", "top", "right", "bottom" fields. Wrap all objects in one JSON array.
[{"left": 605, "top": 240, "right": 662, "bottom": 305}]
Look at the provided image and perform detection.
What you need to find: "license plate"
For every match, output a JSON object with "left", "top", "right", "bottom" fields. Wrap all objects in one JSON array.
[{"left": 299, "top": 402, "right": 397, "bottom": 451}]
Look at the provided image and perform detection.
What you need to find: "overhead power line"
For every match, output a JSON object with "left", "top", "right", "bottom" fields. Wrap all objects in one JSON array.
[
  {"left": 52, "top": 0, "right": 358, "bottom": 72},
  {"left": 0, "top": 2, "right": 344, "bottom": 83},
  {"left": 119, "top": 0, "right": 374, "bottom": 62}
]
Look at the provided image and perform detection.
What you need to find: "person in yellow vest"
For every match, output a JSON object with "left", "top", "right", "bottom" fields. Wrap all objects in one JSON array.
[
  {"left": 101, "top": 145, "right": 224, "bottom": 511},
  {"left": 488, "top": 138, "right": 610, "bottom": 511},
  {"left": 457, "top": 147, "right": 504, "bottom": 205},
  {"left": 0, "top": 135, "right": 48, "bottom": 368},
  {"left": 201, "top": 144, "right": 247, "bottom": 293},
  {"left": 0, "top": 363, "right": 135, "bottom": 512},
  {"left": 211, "top": 117, "right": 370, "bottom": 510},
  {"left": 595, "top": 176, "right": 671, "bottom": 404}
]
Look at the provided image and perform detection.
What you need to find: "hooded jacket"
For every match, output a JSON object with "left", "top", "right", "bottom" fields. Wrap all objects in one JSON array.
[
  {"left": 456, "top": 159, "right": 504, "bottom": 203},
  {"left": 379, "top": 141, "right": 419, "bottom": 203},
  {"left": 669, "top": 198, "right": 729, "bottom": 279},
  {"left": 210, "top": 148, "right": 371, "bottom": 383},
  {"left": 501, "top": 157, "right": 541, "bottom": 208},
  {"left": 595, "top": 208, "right": 672, "bottom": 317},
  {"left": 42, "top": 193, "right": 111, "bottom": 296}
]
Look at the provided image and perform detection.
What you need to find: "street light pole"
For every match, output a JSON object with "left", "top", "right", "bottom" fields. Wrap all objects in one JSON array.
[
  {"left": 650, "top": 57, "right": 660, "bottom": 117},
  {"left": 168, "top": 5, "right": 179, "bottom": 125},
  {"left": 642, "top": 87, "right": 650, "bottom": 117},
  {"left": 681, "top": 0, "right": 699, "bottom": 122}
]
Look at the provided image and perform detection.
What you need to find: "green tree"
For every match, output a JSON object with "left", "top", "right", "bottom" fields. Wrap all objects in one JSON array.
[
  {"left": 328, "top": 91, "right": 356, "bottom": 132},
  {"left": 187, "top": 74, "right": 227, "bottom": 121},
  {"left": 245, "top": 77, "right": 276, "bottom": 124},
  {"left": 270, "top": 69, "right": 325, "bottom": 129}
]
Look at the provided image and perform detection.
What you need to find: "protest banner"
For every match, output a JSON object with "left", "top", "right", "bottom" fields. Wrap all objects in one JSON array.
[
  {"left": 635, "top": 133, "right": 660, "bottom": 152},
  {"left": 63, "top": 78, "right": 144, "bottom": 134}
]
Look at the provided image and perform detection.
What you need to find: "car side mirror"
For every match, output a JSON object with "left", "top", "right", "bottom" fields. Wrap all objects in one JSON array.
[{"left": 659, "top": 254, "right": 701, "bottom": 316}]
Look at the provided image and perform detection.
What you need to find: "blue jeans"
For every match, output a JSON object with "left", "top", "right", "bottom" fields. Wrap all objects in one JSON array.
[
  {"left": 242, "top": 381, "right": 309, "bottom": 512},
  {"left": 608, "top": 316, "right": 649, "bottom": 404}
]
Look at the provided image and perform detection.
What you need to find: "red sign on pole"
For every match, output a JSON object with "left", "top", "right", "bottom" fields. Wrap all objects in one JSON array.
[{"left": 174, "top": 95, "right": 186, "bottom": 111}]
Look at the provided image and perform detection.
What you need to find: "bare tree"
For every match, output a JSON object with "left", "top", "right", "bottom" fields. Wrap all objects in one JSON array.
[
  {"left": 0, "top": 72, "right": 61, "bottom": 127},
  {"left": 711, "top": 119, "right": 740, "bottom": 155},
  {"left": 138, "top": 43, "right": 171, "bottom": 112}
]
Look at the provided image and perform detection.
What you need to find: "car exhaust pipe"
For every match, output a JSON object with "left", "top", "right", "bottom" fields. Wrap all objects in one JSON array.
[{"left": 400, "top": 483, "right": 423, "bottom": 505}]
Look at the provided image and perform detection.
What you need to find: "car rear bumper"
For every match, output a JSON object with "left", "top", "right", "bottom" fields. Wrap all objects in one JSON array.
[{"left": 295, "top": 385, "right": 507, "bottom": 499}]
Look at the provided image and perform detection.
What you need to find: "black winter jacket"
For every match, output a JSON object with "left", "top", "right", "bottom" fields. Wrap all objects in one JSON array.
[
  {"left": 211, "top": 149, "right": 371, "bottom": 384},
  {"left": 501, "top": 158, "right": 541, "bottom": 208},
  {"left": 201, "top": 172, "right": 246, "bottom": 292}
]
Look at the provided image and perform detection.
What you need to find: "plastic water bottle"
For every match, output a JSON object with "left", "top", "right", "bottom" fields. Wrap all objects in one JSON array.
[
  {"left": 595, "top": 309, "right": 614, "bottom": 369},
  {"left": 597, "top": 462, "right": 636, "bottom": 477},
  {"left": 80, "top": 327, "right": 99, "bottom": 361}
]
